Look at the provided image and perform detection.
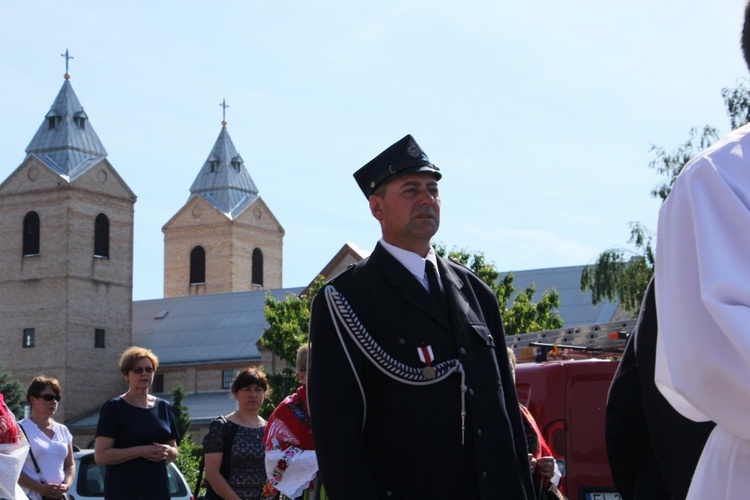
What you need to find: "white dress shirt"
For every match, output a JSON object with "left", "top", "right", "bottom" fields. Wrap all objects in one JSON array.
[{"left": 378, "top": 238, "right": 443, "bottom": 291}]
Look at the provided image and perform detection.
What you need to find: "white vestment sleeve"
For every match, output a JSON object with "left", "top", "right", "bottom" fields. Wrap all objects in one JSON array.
[
  {"left": 655, "top": 127, "right": 750, "bottom": 437},
  {"left": 655, "top": 124, "right": 750, "bottom": 499}
]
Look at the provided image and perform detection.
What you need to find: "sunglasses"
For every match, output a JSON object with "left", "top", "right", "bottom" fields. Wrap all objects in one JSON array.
[
  {"left": 131, "top": 366, "right": 155, "bottom": 374},
  {"left": 37, "top": 394, "right": 61, "bottom": 402}
]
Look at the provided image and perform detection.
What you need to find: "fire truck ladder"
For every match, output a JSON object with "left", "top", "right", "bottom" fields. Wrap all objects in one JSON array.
[{"left": 508, "top": 319, "right": 637, "bottom": 363}]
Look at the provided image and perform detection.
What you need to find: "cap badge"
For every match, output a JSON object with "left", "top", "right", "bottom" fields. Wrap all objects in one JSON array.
[{"left": 407, "top": 137, "right": 422, "bottom": 158}]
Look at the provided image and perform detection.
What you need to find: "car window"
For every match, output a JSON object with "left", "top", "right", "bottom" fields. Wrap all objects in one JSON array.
[
  {"left": 76, "top": 455, "right": 106, "bottom": 496},
  {"left": 167, "top": 464, "right": 189, "bottom": 496},
  {"left": 76, "top": 454, "right": 188, "bottom": 498}
]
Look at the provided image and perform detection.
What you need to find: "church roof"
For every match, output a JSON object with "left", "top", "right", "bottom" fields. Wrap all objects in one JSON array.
[
  {"left": 189, "top": 125, "right": 260, "bottom": 219},
  {"left": 132, "top": 286, "right": 304, "bottom": 367},
  {"left": 25, "top": 78, "right": 107, "bottom": 179},
  {"left": 499, "top": 264, "right": 622, "bottom": 327}
]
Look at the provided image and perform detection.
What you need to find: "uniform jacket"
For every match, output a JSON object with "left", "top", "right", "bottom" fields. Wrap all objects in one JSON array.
[
  {"left": 308, "top": 243, "right": 535, "bottom": 499},
  {"left": 606, "top": 278, "right": 714, "bottom": 500}
]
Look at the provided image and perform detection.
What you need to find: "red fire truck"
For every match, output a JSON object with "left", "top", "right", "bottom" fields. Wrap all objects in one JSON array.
[{"left": 510, "top": 320, "right": 635, "bottom": 500}]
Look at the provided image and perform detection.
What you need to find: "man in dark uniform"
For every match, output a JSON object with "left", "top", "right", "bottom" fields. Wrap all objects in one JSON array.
[{"left": 307, "top": 135, "right": 535, "bottom": 499}]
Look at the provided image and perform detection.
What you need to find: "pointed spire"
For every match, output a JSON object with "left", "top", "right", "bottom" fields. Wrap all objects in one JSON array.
[
  {"left": 189, "top": 119, "right": 259, "bottom": 219},
  {"left": 25, "top": 74, "right": 107, "bottom": 178}
]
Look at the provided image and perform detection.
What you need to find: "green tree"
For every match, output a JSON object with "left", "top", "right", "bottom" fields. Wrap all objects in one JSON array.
[
  {"left": 581, "top": 80, "right": 750, "bottom": 314},
  {"left": 580, "top": 222, "right": 654, "bottom": 314},
  {"left": 174, "top": 435, "right": 202, "bottom": 495},
  {"left": 500, "top": 280, "right": 563, "bottom": 337},
  {"left": 259, "top": 277, "right": 325, "bottom": 418},
  {"left": 648, "top": 126, "right": 719, "bottom": 202},
  {"left": 170, "top": 384, "right": 191, "bottom": 445},
  {"left": 260, "top": 371, "right": 298, "bottom": 420},
  {"left": 0, "top": 363, "right": 25, "bottom": 419},
  {"left": 260, "top": 277, "right": 324, "bottom": 367},
  {"left": 435, "top": 244, "right": 563, "bottom": 335},
  {"left": 169, "top": 385, "right": 202, "bottom": 493},
  {"left": 723, "top": 80, "right": 750, "bottom": 130}
]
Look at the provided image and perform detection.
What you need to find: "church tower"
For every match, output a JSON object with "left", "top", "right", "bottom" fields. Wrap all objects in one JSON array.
[
  {"left": 0, "top": 65, "right": 135, "bottom": 422},
  {"left": 163, "top": 109, "right": 284, "bottom": 297}
]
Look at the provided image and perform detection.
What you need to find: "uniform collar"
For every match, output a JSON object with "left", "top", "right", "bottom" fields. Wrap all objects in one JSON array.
[{"left": 378, "top": 238, "right": 439, "bottom": 289}]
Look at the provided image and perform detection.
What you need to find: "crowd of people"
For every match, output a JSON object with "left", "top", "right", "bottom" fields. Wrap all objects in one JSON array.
[{"left": 0, "top": 344, "right": 320, "bottom": 500}]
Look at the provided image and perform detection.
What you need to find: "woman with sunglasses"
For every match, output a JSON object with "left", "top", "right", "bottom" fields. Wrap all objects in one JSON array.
[
  {"left": 94, "top": 346, "right": 179, "bottom": 499},
  {"left": 18, "top": 376, "right": 75, "bottom": 500}
]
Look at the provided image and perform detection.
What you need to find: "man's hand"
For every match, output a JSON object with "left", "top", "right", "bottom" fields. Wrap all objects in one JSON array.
[{"left": 535, "top": 457, "right": 556, "bottom": 479}]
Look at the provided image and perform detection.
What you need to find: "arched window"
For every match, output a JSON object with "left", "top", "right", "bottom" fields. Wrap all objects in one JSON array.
[
  {"left": 252, "top": 248, "right": 263, "bottom": 286},
  {"left": 94, "top": 214, "right": 110, "bottom": 258},
  {"left": 190, "top": 246, "right": 206, "bottom": 285},
  {"left": 23, "top": 212, "right": 40, "bottom": 256}
]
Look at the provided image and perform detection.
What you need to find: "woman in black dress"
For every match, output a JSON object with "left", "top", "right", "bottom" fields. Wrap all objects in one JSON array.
[{"left": 94, "top": 347, "right": 179, "bottom": 499}]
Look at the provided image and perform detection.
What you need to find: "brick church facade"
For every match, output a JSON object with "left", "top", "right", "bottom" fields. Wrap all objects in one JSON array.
[
  {"left": 0, "top": 70, "right": 298, "bottom": 446},
  {"left": 0, "top": 74, "right": 135, "bottom": 425}
]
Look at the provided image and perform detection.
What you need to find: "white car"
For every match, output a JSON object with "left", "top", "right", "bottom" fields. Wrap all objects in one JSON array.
[{"left": 72, "top": 449, "right": 193, "bottom": 499}]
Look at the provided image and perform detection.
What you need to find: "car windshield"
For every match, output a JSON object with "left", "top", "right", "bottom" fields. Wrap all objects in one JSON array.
[{"left": 76, "top": 453, "right": 189, "bottom": 497}]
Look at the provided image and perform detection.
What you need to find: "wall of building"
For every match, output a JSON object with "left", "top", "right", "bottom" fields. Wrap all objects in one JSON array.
[
  {"left": 0, "top": 158, "right": 135, "bottom": 422},
  {"left": 163, "top": 197, "right": 283, "bottom": 297}
]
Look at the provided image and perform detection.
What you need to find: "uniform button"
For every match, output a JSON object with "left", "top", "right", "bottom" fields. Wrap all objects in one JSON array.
[
  {"left": 398, "top": 338, "right": 405, "bottom": 344},
  {"left": 477, "top": 429, "right": 482, "bottom": 438},
  {"left": 459, "top": 347, "right": 466, "bottom": 355},
  {"left": 468, "top": 388, "right": 474, "bottom": 396},
  {"left": 481, "top": 472, "right": 487, "bottom": 480}
]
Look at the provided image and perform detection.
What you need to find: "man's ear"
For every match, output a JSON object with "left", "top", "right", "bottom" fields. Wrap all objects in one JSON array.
[{"left": 369, "top": 194, "right": 384, "bottom": 221}]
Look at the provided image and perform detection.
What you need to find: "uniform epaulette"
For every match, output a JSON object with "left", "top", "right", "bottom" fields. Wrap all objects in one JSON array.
[
  {"left": 324, "top": 262, "right": 357, "bottom": 286},
  {"left": 448, "top": 256, "right": 473, "bottom": 272},
  {"left": 447, "top": 256, "right": 486, "bottom": 282},
  {"left": 448, "top": 256, "right": 466, "bottom": 267}
]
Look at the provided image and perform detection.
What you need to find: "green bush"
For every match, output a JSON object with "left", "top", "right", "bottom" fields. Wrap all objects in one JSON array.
[{"left": 175, "top": 436, "right": 204, "bottom": 496}]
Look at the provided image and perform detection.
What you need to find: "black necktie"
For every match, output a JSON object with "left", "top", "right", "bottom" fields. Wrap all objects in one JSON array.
[{"left": 425, "top": 260, "right": 448, "bottom": 313}]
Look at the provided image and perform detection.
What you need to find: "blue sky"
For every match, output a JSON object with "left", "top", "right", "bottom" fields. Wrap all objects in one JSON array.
[{"left": 1, "top": 1, "right": 747, "bottom": 301}]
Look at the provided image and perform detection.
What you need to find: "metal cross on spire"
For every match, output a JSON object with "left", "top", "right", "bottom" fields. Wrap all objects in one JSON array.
[
  {"left": 220, "top": 98, "right": 229, "bottom": 126},
  {"left": 61, "top": 49, "right": 74, "bottom": 80}
]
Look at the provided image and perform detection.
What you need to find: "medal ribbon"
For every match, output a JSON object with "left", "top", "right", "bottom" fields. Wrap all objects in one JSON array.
[{"left": 417, "top": 346, "right": 434, "bottom": 365}]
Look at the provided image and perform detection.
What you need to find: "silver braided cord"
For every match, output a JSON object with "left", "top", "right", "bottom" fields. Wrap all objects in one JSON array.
[{"left": 325, "top": 286, "right": 460, "bottom": 385}]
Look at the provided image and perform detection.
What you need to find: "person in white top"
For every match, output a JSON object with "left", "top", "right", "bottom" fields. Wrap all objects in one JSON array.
[
  {"left": 18, "top": 376, "right": 74, "bottom": 500},
  {"left": 654, "top": 2, "right": 750, "bottom": 498}
]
